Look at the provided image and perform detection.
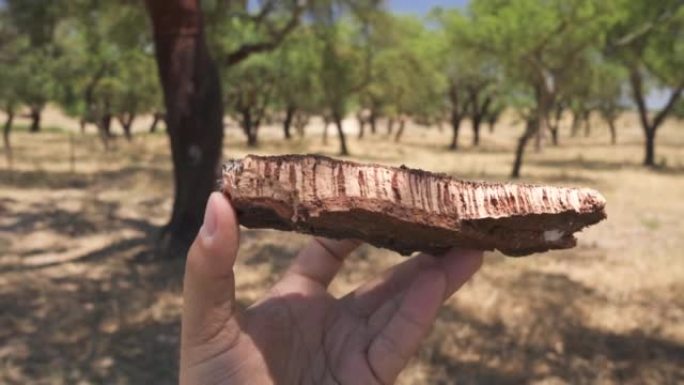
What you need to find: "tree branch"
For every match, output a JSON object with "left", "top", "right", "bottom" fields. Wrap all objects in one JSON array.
[
  {"left": 225, "top": 1, "right": 305, "bottom": 67},
  {"left": 629, "top": 66, "right": 651, "bottom": 133},
  {"left": 652, "top": 84, "right": 684, "bottom": 130}
]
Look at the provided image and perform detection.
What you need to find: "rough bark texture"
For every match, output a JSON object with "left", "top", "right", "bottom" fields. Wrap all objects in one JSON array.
[
  {"left": 222, "top": 155, "right": 606, "bottom": 257},
  {"left": 146, "top": 0, "right": 224, "bottom": 256}
]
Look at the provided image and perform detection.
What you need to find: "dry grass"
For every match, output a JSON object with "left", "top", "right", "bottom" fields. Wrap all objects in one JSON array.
[{"left": 1, "top": 108, "right": 683, "bottom": 384}]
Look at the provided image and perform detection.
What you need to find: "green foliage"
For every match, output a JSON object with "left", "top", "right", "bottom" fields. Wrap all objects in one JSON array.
[
  {"left": 369, "top": 14, "right": 445, "bottom": 120},
  {"left": 0, "top": 12, "right": 25, "bottom": 113},
  {"left": 672, "top": 99, "right": 684, "bottom": 120},
  {"left": 52, "top": 1, "right": 161, "bottom": 122},
  {"left": 222, "top": 51, "right": 278, "bottom": 119},
  {"left": 315, "top": 15, "right": 369, "bottom": 117},
  {"left": 467, "top": 0, "right": 614, "bottom": 109},
  {"left": 272, "top": 28, "right": 324, "bottom": 114}
]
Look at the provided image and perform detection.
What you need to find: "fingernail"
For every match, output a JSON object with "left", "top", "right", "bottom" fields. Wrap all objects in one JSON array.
[{"left": 202, "top": 194, "right": 218, "bottom": 238}]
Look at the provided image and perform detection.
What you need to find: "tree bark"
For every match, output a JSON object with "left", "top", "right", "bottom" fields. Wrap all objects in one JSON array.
[
  {"left": 394, "top": 117, "right": 406, "bottom": 143},
  {"left": 3, "top": 109, "right": 13, "bottom": 168},
  {"left": 550, "top": 127, "right": 559, "bottom": 146},
  {"left": 334, "top": 114, "right": 349, "bottom": 156},
  {"left": 223, "top": 154, "right": 607, "bottom": 257},
  {"left": 149, "top": 112, "right": 165, "bottom": 133},
  {"left": 357, "top": 112, "right": 365, "bottom": 139},
  {"left": 570, "top": 111, "right": 581, "bottom": 137},
  {"left": 608, "top": 118, "right": 617, "bottom": 145},
  {"left": 449, "top": 111, "right": 462, "bottom": 150},
  {"left": 119, "top": 114, "right": 135, "bottom": 142},
  {"left": 96, "top": 115, "right": 111, "bottom": 152},
  {"left": 283, "top": 105, "right": 295, "bottom": 140},
  {"left": 322, "top": 116, "right": 330, "bottom": 145},
  {"left": 629, "top": 67, "right": 683, "bottom": 167},
  {"left": 511, "top": 117, "right": 538, "bottom": 178},
  {"left": 369, "top": 111, "right": 377, "bottom": 134},
  {"left": 644, "top": 128, "right": 655, "bottom": 166},
  {"left": 583, "top": 110, "right": 591, "bottom": 137},
  {"left": 294, "top": 112, "right": 308, "bottom": 138},
  {"left": 472, "top": 117, "right": 482, "bottom": 147},
  {"left": 468, "top": 92, "right": 491, "bottom": 147},
  {"left": 102, "top": 113, "right": 113, "bottom": 137},
  {"left": 29, "top": 106, "right": 42, "bottom": 133},
  {"left": 146, "top": 0, "right": 224, "bottom": 257},
  {"left": 548, "top": 104, "right": 563, "bottom": 146},
  {"left": 534, "top": 121, "right": 543, "bottom": 152},
  {"left": 386, "top": 118, "right": 394, "bottom": 135},
  {"left": 241, "top": 108, "right": 258, "bottom": 147}
]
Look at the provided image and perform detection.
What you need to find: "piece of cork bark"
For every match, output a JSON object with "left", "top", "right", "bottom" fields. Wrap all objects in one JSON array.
[{"left": 220, "top": 154, "right": 606, "bottom": 257}]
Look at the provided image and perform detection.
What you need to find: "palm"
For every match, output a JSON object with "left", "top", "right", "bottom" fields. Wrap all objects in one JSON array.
[
  {"left": 179, "top": 194, "right": 482, "bottom": 385},
  {"left": 243, "top": 271, "right": 419, "bottom": 385}
]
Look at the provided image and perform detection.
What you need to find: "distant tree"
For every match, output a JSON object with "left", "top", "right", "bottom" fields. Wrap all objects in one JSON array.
[
  {"left": 0, "top": 11, "right": 24, "bottom": 166},
  {"left": 4, "top": 0, "right": 67, "bottom": 132},
  {"left": 435, "top": 9, "right": 501, "bottom": 150},
  {"left": 223, "top": 53, "right": 278, "bottom": 146},
  {"left": 590, "top": 61, "right": 627, "bottom": 145},
  {"left": 365, "top": 15, "right": 443, "bottom": 143},
  {"left": 467, "top": 0, "right": 612, "bottom": 177},
  {"left": 272, "top": 28, "right": 323, "bottom": 140},
  {"left": 607, "top": 0, "right": 684, "bottom": 166},
  {"left": 311, "top": 8, "right": 371, "bottom": 156},
  {"left": 15, "top": 48, "right": 60, "bottom": 133},
  {"left": 52, "top": 1, "right": 157, "bottom": 147},
  {"left": 146, "top": 0, "right": 309, "bottom": 256},
  {"left": 484, "top": 98, "right": 505, "bottom": 133},
  {"left": 110, "top": 50, "right": 162, "bottom": 141}
]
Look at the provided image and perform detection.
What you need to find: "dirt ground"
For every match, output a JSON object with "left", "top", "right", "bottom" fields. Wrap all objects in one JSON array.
[{"left": 1, "top": 108, "right": 683, "bottom": 384}]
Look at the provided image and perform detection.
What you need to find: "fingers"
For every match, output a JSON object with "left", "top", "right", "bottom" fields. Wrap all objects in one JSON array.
[
  {"left": 439, "top": 248, "right": 483, "bottom": 298},
  {"left": 367, "top": 269, "right": 445, "bottom": 385},
  {"left": 285, "top": 237, "right": 360, "bottom": 288},
  {"left": 346, "top": 248, "right": 483, "bottom": 317},
  {"left": 366, "top": 249, "right": 482, "bottom": 384},
  {"left": 344, "top": 252, "right": 435, "bottom": 316},
  {"left": 181, "top": 192, "right": 241, "bottom": 352}
]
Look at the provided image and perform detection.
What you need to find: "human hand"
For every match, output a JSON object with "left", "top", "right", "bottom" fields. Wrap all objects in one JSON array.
[{"left": 180, "top": 192, "right": 483, "bottom": 385}]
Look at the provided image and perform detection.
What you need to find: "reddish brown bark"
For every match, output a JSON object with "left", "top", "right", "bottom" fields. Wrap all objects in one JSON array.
[
  {"left": 146, "top": 0, "right": 224, "bottom": 256},
  {"left": 222, "top": 155, "right": 606, "bottom": 257}
]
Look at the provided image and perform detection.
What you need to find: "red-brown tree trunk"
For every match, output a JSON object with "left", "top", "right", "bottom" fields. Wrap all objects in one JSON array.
[
  {"left": 149, "top": 112, "right": 165, "bottom": 133},
  {"left": 118, "top": 114, "right": 136, "bottom": 142},
  {"left": 472, "top": 116, "right": 482, "bottom": 147},
  {"left": 357, "top": 112, "right": 365, "bottom": 139},
  {"left": 644, "top": 128, "right": 656, "bottom": 167},
  {"left": 449, "top": 111, "right": 463, "bottom": 150},
  {"left": 283, "top": 105, "right": 295, "bottom": 140},
  {"left": 394, "top": 117, "right": 406, "bottom": 143},
  {"left": 608, "top": 118, "right": 617, "bottom": 145},
  {"left": 29, "top": 106, "right": 42, "bottom": 133},
  {"left": 511, "top": 116, "right": 538, "bottom": 178},
  {"left": 146, "top": 0, "right": 224, "bottom": 257},
  {"left": 334, "top": 113, "right": 349, "bottom": 156}
]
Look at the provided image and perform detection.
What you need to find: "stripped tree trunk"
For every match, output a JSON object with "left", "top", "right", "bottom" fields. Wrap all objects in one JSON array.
[{"left": 146, "top": 0, "right": 224, "bottom": 257}]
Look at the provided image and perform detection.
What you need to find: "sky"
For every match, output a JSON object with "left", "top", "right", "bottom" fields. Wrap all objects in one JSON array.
[{"left": 388, "top": 0, "right": 469, "bottom": 14}]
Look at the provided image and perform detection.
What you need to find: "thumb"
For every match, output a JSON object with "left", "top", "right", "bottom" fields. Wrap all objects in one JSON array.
[{"left": 181, "top": 192, "right": 241, "bottom": 359}]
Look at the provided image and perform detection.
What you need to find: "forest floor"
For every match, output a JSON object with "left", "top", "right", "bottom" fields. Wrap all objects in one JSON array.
[{"left": 1, "top": 108, "right": 683, "bottom": 384}]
